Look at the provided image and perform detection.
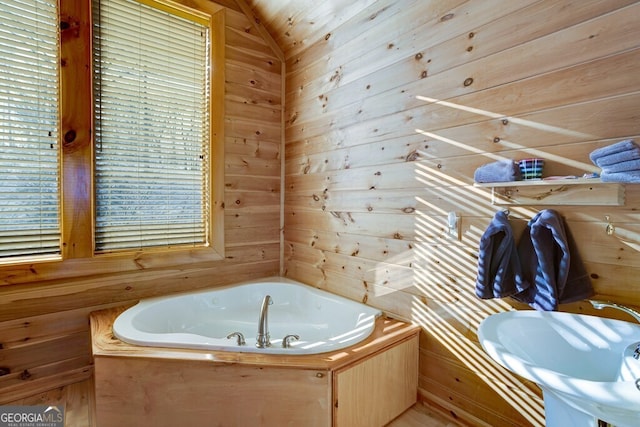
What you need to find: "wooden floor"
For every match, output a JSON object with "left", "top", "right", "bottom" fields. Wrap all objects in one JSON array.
[
  {"left": 9, "top": 378, "right": 460, "bottom": 426},
  {"left": 387, "top": 402, "right": 461, "bottom": 427},
  {"left": 8, "top": 378, "right": 96, "bottom": 427}
]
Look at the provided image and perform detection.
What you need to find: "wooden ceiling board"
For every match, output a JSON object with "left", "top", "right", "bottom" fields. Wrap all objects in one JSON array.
[{"left": 243, "top": 0, "right": 379, "bottom": 58}]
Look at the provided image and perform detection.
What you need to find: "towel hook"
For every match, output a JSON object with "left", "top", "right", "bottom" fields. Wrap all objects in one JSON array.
[{"left": 605, "top": 215, "right": 615, "bottom": 236}]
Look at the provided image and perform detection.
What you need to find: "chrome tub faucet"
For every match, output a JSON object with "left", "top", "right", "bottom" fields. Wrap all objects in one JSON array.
[{"left": 256, "top": 295, "right": 273, "bottom": 348}]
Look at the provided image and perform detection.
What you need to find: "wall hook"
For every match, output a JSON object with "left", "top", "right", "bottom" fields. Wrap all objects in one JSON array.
[{"left": 605, "top": 215, "right": 615, "bottom": 236}]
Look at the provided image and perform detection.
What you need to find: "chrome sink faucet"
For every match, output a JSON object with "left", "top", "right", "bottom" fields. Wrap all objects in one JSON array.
[
  {"left": 256, "top": 295, "right": 273, "bottom": 348},
  {"left": 590, "top": 300, "right": 640, "bottom": 324}
]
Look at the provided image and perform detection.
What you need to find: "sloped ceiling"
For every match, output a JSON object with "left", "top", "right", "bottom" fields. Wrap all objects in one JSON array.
[{"left": 241, "top": 0, "right": 379, "bottom": 58}]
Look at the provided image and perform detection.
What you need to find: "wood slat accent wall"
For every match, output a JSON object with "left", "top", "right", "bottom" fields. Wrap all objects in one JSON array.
[
  {"left": 0, "top": 1, "right": 283, "bottom": 403},
  {"left": 281, "top": 0, "right": 640, "bottom": 426}
]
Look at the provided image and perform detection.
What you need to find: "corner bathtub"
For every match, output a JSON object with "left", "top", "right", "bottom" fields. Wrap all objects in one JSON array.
[
  {"left": 113, "top": 277, "right": 382, "bottom": 354},
  {"left": 92, "top": 278, "right": 420, "bottom": 426}
]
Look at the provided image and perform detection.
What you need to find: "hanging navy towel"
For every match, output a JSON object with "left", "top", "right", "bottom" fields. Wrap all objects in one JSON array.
[
  {"left": 514, "top": 209, "right": 593, "bottom": 311},
  {"left": 475, "top": 211, "right": 527, "bottom": 299}
]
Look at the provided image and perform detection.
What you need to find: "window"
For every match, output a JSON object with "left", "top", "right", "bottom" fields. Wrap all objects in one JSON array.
[
  {"left": 0, "top": 0, "right": 61, "bottom": 261},
  {"left": 0, "top": 0, "right": 224, "bottom": 281},
  {"left": 92, "top": 0, "right": 211, "bottom": 252}
]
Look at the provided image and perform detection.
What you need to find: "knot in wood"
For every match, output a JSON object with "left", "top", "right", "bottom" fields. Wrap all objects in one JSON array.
[
  {"left": 440, "top": 13, "right": 454, "bottom": 22},
  {"left": 64, "top": 129, "right": 76, "bottom": 144},
  {"left": 405, "top": 150, "right": 419, "bottom": 162}
]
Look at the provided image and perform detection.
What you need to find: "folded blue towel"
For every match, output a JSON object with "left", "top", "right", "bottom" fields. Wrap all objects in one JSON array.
[
  {"left": 601, "top": 170, "right": 640, "bottom": 183},
  {"left": 589, "top": 139, "right": 639, "bottom": 164},
  {"left": 594, "top": 147, "right": 640, "bottom": 167},
  {"left": 514, "top": 209, "right": 593, "bottom": 311},
  {"left": 474, "top": 160, "right": 522, "bottom": 183},
  {"left": 598, "top": 158, "right": 640, "bottom": 173},
  {"left": 475, "top": 211, "right": 527, "bottom": 300}
]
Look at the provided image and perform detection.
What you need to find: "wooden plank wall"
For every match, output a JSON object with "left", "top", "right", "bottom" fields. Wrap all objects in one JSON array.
[
  {"left": 281, "top": 1, "right": 640, "bottom": 426},
  {"left": 0, "top": 1, "right": 283, "bottom": 402}
]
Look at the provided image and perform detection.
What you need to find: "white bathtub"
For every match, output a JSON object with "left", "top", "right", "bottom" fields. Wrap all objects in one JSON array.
[{"left": 113, "top": 277, "right": 382, "bottom": 354}]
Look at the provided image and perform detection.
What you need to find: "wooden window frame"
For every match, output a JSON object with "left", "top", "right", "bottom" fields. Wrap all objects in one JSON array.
[{"left": 0, "top": 0, "right": 225, "bottom": 286}]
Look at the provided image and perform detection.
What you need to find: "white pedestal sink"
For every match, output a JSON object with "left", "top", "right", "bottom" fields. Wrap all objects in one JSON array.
[{"left": 478, "top": 310, "right": 640, "bottom": 426}]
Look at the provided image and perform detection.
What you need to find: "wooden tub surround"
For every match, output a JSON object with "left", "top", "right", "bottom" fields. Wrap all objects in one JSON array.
[{"left": 90, "top": 306, "right": 420, "bottom": 427}]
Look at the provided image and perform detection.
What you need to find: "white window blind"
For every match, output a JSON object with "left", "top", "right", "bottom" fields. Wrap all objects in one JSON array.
[
  {"left": 93, "top": 0, "right": 210, "bottom": 252},
  {"left": 0, "top": 0, "right": 61, "bottom": 260}
]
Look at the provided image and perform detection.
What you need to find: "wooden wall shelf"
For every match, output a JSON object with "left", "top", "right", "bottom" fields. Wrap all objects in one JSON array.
[{"left": 474, "top": 178, "right": 625, "bottom": 206}]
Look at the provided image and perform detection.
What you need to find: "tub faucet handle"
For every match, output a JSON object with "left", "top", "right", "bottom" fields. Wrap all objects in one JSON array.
[
  {"left": 226, "top": 332, "right": 246, "bottom": 346},
  {"left": 282, "top": 334, "right": 300, "bottom": 348}
]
